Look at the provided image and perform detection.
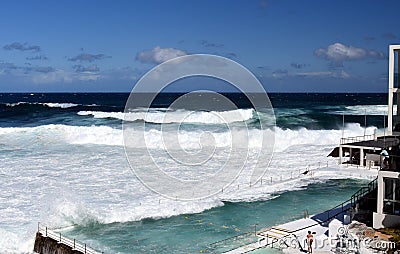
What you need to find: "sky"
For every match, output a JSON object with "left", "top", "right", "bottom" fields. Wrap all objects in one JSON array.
[{"left": 0, "top": 0, "right": 399, "bottom": 93}]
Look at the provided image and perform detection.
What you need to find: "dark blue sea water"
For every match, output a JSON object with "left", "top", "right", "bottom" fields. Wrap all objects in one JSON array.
[
  {"left": 0, "top": 93, "right": 385, "bottom": 253},
  {"left": 0, "top": 93, "right": 389, "bottom": 129}
]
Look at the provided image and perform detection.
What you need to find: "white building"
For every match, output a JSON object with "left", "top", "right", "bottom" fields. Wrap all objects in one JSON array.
[{"left": 373, "top": 45, "right": 400, "bottom": 229}]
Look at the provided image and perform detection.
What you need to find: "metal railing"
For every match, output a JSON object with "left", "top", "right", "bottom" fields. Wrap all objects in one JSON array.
[
  {"left": 37, "top": 223, "right": 100, "bottom": 254},
  {"left": 206, "top": 160, "right": 334, "bottom": 197},
  {"left": 241, "top": 236, "right": 282, "bottom": 253},
  {"left": 350, "top": 177, "right": 378, "bottom": 208},
  {"left": 267, "top": 176, "right": 378, "bottom": 250},
  {"left": 340, "top": 133, "right": 400, "bottom": 147},
  {"left": 340, "top": 134, "right": 375, "bottom": 145},
  {"left": 291, "top": 177, "right": 378, "bottom": 233},
  {"left": 206, "top": 231, "right": 256, "bottom": 253},
  {"left": 207, "top": 177, "right": 379, "bottom": 253},
  {"left": 206, "top": 230, "right": 286, "bottom": 253}
]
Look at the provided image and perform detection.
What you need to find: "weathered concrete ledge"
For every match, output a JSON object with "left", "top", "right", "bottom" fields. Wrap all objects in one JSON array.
[
  {"left": 34, "top": 232, "right": 83, "bottom": 254},
  {"left": 34, "top": 224, "right": 99, "bottom": 254}
]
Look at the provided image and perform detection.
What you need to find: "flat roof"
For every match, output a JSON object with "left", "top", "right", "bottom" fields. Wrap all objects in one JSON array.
[{"left": 341, "top": 138, "right": 399, "bottom": 149}]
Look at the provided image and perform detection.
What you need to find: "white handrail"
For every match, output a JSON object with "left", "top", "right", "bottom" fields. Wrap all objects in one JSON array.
[{"left": 37, "top": 223, "right": 100, "bottom": 254}]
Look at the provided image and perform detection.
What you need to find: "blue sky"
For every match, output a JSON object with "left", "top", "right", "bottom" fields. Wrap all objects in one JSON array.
[{"left": 0, "top": 0, "right": 399, "bottom": 92}]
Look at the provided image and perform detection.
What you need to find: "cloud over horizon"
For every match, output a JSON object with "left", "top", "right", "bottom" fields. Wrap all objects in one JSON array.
[
  {"left": 28, "top": 69, "right": 103, "bottom": 84},
  {"left": 3, "top": 42, "right": 41, "bottom": 52},
  {"left": 314, "top": 43, "right": 385, "bottom": 67},
  {"left": 290, "top": 63, "right": 307, "bottom": 69},
  {"left": 24, "top": 66, "right": 55, "bottom": 73},
  {"left": 271, "top": 68, "right": 350, "bottom": 79},
  {"left": 136, "top": 46, "right": 187, "bottom": 64},
  {"left": 0, "top": 61, "right": 55, "bottom": 74},
  {"left": 0, "top": 62, "right": 18, "bottom": 74},
  {"left": 73, "top": 64, "right": 99, "bottom": 73},
  {"left": 69, "top": 53, "right": 111, "bottom": 62},
  {"left": 26, "top": 55, "right": 48, "bottom": 61},
  {"left": 200, "top": 40, "right": 224, "bottom": 48}
]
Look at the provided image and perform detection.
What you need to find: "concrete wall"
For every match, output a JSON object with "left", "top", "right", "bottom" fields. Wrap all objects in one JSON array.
[
  {"left": 373, "top": 212, "right": 400, "bottom": 229},
  {"left": 373, "top": 170, "right": 400, "bottom": 229},
  {"left": 33, "top": 232, "right": 82, "bottom": 254}
]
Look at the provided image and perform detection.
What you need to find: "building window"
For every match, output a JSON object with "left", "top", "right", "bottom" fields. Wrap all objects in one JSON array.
[{"left": 383, "top": 177, "right": 400, "bottom": 215}]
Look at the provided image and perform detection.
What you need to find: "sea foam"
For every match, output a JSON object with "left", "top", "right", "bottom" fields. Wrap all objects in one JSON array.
[
  {"left": 331, "top": 104, "right": 397, "bottom": 116},
  {"left": 0, "top": 122, "right": 376, "bottom": 151},
  {"left": 0, "top": 122, "right": 377, "bottom": 253},
  {"left": 6, "top": 102, "right": 79, "bottom": 108},
  {"left": 77, "top": 108, "right": 255, "bottom": 124}
]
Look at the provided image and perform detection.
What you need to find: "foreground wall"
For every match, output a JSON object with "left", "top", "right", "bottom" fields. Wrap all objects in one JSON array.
[
  {"left": 373, "top": 170, "right": 400, "bottom": 229},
  {"left": 373, "top": 212, "right": 400, "bottom": 229},
  {"left": 33, "top": 232, "right": 82, "bottom": 254}
]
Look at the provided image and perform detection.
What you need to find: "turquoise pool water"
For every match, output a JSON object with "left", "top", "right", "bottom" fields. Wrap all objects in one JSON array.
[{"left": 60, "top": 179, "right": 368, "bottom": 253}]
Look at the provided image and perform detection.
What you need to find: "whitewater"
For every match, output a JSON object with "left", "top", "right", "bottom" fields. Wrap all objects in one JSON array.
[
  {"left": 0, "top": 93, "right": 388, "bottom": 253},
  {"left": 0, "top": 123, "right": 375, "bottom": 252}
]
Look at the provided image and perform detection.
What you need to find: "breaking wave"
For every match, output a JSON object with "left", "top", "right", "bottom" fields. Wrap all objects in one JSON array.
[
  {"left": 5, "top": 102, "right": 80, "bottom": 108},
  {"left": 0, "top": 122, "right": 377, "bottom": 151},
  {"left": 331, "top": 104, "right": 397, "bottom": 116},
  {"left": 77, "top": 108, "right": 256, "bottom": 124}
]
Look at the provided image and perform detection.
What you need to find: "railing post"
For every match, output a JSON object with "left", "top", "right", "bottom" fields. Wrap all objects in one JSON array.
[
  {"left": 85, "top": 244, "right": 86, "bottom": 254},
  {"left": 59, "top": 232, "right": 61, "bottom": 242},
  {"left": 37, "top": 222, "right": 39, "bottom": 232},
  {"left": 45, "top": 227, "right": 47, "bottom": 237}
]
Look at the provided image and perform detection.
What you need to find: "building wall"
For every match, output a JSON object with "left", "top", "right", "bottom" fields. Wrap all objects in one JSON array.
[
  {"left": 373, "top": 212, "right": 400, "bottom": 229},
  {"left": 373, "top": 171, "right": 400, "bottom": 229}
]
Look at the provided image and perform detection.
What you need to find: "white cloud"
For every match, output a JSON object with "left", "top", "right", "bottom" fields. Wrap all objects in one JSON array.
[
  {"left": 136, "top": 46, "right": 187, "bottom": 64},
  {"left": 272, "top": 69, "right": 288, "bottom": 78},
  {"left": 336, "top": 70, "right": 351, "bottom": 78},
  {"left": 3, "top": 65, "right": 142, "bottom": 85},
  {"left": 314, "top": 43, "right": 385, "bottom": 66},
  {"left": 102, "top": 66, "right": 142, "bottom": 81},
  {"left": 68, "top": 53, "right": 110, "bottom": 62},
  {"left": 31, "top": 70, "right": 74, "bottom": 84},
  {"left": 73, "top": 64, "right": 100, "bottom": 73},
  {"left": 3, "top": 42, "right": 41, "bottom": 52},
  {"left": 270, "top": 69, "right": 351, "bottom": 79},
  {"left": 294, "top": 70, "right": 350, "bottom": 79},
  {"left": 30, "top": 70, "right": 101, "bottom": 84}
]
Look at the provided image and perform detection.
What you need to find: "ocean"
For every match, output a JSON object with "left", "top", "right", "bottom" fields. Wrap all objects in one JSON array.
[{"left": 0, "top": 93, "right": 388, "bottom": 253}]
